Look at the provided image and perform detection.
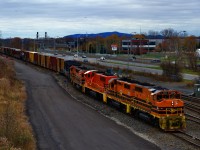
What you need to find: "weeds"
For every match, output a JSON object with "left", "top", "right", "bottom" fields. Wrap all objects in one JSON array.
[{"left": 0, "top": 57, "right": 36, "bottom": 149}]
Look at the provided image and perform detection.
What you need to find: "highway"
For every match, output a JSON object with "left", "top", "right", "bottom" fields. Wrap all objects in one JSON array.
[
  {"left": 68, "top": 55, "right": 199, "bottom": 81},
  {"left": 42, "top": 50, "right": 198, "bottom": 81},
  {"left": 14, "top": 61, "right": 160, "bottom": 150}
]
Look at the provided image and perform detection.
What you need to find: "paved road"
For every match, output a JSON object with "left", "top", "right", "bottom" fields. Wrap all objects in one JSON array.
[
  {"left": 41, "top": 51, "right": 199, "bottom": 81},
  {"left": 88, "top": 58, "right": 198, "bottom": 81},
  {"left": 14, "top": 61, "right": 160, "bottom": 150}
]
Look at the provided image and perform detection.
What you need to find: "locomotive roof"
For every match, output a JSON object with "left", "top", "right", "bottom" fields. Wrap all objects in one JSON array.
[
  {"left": 73, "top": 66, "right": 89, "bottom": 70},
  {"left": 64, "top": 60, "right": 81, "bottom": 66},
  {"left": 118, "top": 77, "right": 168, "bottom": 93}
]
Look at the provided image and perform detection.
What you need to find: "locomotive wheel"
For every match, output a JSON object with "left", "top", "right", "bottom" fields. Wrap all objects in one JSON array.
[
  {"left": 119, "top": 103, "right": 126, "bottom": 113},
  {"left": 152, "top": 117, "right": 159, "bottom": 127}
]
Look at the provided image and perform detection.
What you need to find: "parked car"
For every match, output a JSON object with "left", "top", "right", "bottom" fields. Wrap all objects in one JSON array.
[
  {"left": 151, "top": 59, "right": 161, "bottom": 63},
  {"left": 83, "top": 59, "right": 89, "bottom": 62},
  {"left": 99, "top": 57, "right": 105, "bottom": 61},
  {"left": 82, "top": 55, "right": 87, "bottom": 58},
  {"left": 74, "top": 54, "right": 78, "bottom": 57}
]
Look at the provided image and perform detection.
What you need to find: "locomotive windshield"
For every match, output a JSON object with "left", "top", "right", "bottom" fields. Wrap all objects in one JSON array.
[{"left": 154, "top": 91, "right": 181, "bottom": 101}]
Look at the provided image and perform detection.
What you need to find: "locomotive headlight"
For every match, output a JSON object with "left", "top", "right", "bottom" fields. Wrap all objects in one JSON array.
[{"left": 171, "top": 101, "right": 174, "bottom": 106}]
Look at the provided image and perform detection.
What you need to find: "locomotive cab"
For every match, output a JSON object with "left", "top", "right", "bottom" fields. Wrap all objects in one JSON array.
[{"left": 152, "top": 90, "right": 186, "bottom": 130}]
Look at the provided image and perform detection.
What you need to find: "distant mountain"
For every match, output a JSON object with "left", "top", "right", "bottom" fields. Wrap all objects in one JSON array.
[
  {"left": 64, "top": 31, "right": 163, "bottom": 39},
  {"left": 64, "top": 31, "right": 131, "bottom": 38}
]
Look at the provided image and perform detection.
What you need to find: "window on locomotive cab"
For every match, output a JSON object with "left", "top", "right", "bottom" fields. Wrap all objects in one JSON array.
[
  {"left": 111, "top": 83, "right": 114, "bottom": 88},
  {"left": 163, "top": 92, "right": 169, "bottom": 99},
  {"left": 88, "top": 74, "right": 90, "bottom": 77},
  {"left": 170, "top": 93, "right": 175, "bottom": 98},
  {"left": 157, "top": 95, "right": 162, "bottom": 101},
  {"left": 100, "top": 77, "right": 105, "bottom": 82},
  {"left": 124, "top": 84, "right": 130, "bottom": 89},
  {"left": 117, "top": 82, "right": 122, "bottom": 86},
  {"left": 175, "top": 94, "right": 180, "bottom": 99},
  {"left": 135, "top": 86, "right": 142, "bottom": 93}
]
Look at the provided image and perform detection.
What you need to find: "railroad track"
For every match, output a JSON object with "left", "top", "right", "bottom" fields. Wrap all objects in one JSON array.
[
  {"left": 185, "top": 113, "right": 200, "bottom": 124},
  {"left": 182, "top": 95, "right": 200, "bottom": 104},
  {"left": 172, "top": 131, "right": 200, "bottom": 148},
  {"left": 182, "top": 95, "right": 200, "bottom": 114},
  {"left": 185, "top": 102, "right": 200, "bottom": 114}
]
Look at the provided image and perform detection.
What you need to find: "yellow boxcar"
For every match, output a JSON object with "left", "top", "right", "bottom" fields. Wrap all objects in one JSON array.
[
  {"left": 37, "top": 53, "right": 42, "bottom": 66},
  {"left": 41, "top": 54, "right": 46, "bottom": 67},
  {"left": 29, "top": 52, "right": 37, "bottom": 64}
]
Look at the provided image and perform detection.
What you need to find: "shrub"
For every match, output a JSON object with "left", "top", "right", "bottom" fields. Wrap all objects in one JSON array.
[{"left": 160, "top": 61, "right": 183, "bottom": 82}]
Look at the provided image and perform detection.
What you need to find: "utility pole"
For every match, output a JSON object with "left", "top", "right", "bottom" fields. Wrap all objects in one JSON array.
[
  {"left": 0, "top": 30, "right": 2, "bottom": 46},
  {"left": 77, "top": 36, "right": 79, "bottom": 55}
]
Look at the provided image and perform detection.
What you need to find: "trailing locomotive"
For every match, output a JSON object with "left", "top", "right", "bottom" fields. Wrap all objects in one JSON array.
[{"left": 0, "top": 47, "right": 186, "bottom": 131}]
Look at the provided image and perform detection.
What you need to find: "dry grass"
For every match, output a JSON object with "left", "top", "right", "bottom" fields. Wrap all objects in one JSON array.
[{"left": 0, "top": 57, "right": 36, "bottom": 150}]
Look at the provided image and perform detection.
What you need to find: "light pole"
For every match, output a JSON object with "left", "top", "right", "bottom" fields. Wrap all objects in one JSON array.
[
  {"left": 127, "top": 32, "right": 136, "bottom": 70},
  {"left": 34, "top": 39, "right": 35, "bottom": 51},
  {"left": 77, "top": 36, "right": 79, "bottom": 55},
  {"left": 129, "top": 32, "right": 137, "bottom": 56},
  {"left": 21, "top": 38, "right": 24, "bottom": 50}
]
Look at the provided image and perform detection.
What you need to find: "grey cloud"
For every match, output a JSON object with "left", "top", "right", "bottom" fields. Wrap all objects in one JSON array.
[{"left": 0, "top": 0, "right": 199, "bottom": 37}]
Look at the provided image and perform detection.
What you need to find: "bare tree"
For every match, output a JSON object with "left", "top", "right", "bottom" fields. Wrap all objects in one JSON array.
[
  {"left": 183, "top": 36, "right": 198, "bottom": 70},
  {"left": 148, "top": 30, "right": 159, "bottom": 38},
  {"left": 160, "top": 28, "right": 175, "bottom": 38}
]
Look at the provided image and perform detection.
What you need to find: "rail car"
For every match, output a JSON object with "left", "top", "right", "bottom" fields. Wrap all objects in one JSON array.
[
  {"left": 0, "top": 47, "right": 79, "bottom": 75},
  {"left": 0, "top": 46, "right": 186, "bottom": 131}
]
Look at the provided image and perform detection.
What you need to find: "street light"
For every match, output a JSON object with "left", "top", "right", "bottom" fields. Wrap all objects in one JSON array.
[
  {"left": 129, "top": 32, "right": 136, "bottom": 56},
  {"left": 77, "top": 35, "right": 79, "bottom": 55},
  {"left": 177, "top": 30, "right": 186, "bottom": 53},
  {"left": 127, "top": 32, "right": 136, "bottom": 70}
]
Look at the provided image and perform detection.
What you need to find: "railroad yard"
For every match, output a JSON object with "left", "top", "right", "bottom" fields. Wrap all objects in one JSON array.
[
  {"left": 1, "top": 47, "right": 200, "bottom": 149},
  {"left": 54, "top": 72, "right": 200, "bottom": 150}
]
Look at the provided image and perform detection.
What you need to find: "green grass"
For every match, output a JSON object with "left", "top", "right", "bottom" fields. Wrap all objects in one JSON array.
[
  {"left": 182, "top": 69, "right": 199, "bottom": 75},
  {"left": 140, "top": 52, "right": 165, "bottom": 59},
  {"left": 108, "top": 59, "right": 200, "bottom": 76}
]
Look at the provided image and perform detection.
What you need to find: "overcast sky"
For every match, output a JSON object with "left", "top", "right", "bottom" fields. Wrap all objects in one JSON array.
[{"left": 0, "top": 0, "right": 199, "bottom": 38}]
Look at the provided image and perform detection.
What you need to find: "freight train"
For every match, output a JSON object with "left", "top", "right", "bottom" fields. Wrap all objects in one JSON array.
[{"left": 0, "top": 47, "right": 186, "bottom": 131}]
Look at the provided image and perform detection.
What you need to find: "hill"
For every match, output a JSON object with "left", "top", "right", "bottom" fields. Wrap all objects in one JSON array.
[
  {"left": 64, "top": 31, "right": 163, "bottom": 39},
  {"left": 64, "top": 31, "right": 131, "bottom": 38}
]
